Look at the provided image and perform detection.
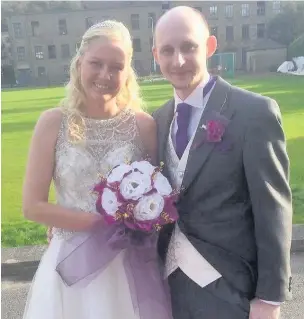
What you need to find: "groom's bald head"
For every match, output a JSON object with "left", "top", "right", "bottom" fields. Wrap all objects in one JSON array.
[
  {"left": 152, "top": 6, "right": 217, "bottom": 97},
  {"left": 154, "top": 6, "right": 210, "bottom": 43}
]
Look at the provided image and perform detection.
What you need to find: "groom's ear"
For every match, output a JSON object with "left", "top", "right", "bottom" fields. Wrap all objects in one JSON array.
[
  {"left": 206, "top": 35, "right": 217, "bottom": 58},
  {"left": 152, "top": 46, "right": 159, "bottom": 65}
]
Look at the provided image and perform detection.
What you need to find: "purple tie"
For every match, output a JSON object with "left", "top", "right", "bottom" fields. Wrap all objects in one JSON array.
[
  {"left": 176, "top": 103, "right": 192, "bottom": 159},
  {"left": 175, "top": 76, "right": 217, "bottom": 158}
]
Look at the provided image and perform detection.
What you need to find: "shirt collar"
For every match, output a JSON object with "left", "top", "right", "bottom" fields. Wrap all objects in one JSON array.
[{"left": 174, "top": 73, "right": 211, "bottom": 110}]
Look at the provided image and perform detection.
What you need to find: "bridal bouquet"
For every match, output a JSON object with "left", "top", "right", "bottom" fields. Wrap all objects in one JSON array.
[
  {"left": 56, "top": 160, "right": 176, "bottom": 318},
  {"left": 93, "top": 160, "right": 179, "bottom": 232}
]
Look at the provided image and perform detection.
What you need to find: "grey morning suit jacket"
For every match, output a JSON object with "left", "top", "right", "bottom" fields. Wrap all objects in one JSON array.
[{"left": 153, "top": 76, "right": 292, "bottom": 302}]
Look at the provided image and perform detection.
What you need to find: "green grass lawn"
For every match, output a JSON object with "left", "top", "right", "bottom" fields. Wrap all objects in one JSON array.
[{"left": 2, "top": 74, "right": 304, "bottom": 247}]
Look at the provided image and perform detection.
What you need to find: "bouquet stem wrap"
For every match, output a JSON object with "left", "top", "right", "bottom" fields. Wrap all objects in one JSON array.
[{"left": 56, "top": 223, "right": 172, "bottom": 319}]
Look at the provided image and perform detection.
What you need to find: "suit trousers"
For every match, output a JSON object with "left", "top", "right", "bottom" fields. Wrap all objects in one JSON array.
[{"left": 169, "top": 269, "right": 250, "bottom": 319}]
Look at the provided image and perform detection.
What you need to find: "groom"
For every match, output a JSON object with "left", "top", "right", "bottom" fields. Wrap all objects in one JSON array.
[{"left": 152, "top": 6, "right": 292, "bottom": 319}]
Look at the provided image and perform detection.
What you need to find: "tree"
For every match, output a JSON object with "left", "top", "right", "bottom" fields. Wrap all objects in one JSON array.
[
  {"left": 267, "top": 3, "right": 304, "bottom": 46},
  {"left": 288, "top": 33, "right": 304, "bottom": 59}
]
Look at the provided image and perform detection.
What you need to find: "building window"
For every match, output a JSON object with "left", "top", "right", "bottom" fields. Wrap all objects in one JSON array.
[
  {"left": 257, "top": 1, "right": 266, "bottom": 16},
  {"left": 59, "top": 19, "right": 67, "bottom": 35},
  {"left": 2, "top": 19, "right": 9, "bottom": 33},
  {"left": 226, "top": 26, "right": 234, "bottom": 41},
  {"left": 131, "top": 14, "right": 140, "bottom": 30},
  {"left": 148, "top": 13, "right": 156, "bottom": 29},
  {"left": 35, "top": 46, "right": 44, "bottom": 59},
  {"left": 37, "top": 66, "right": 46, "bottom": 77},
  {"left": 242, "top": 25, "right": 250, "bottom": 39},
  {"left": 225, "top": 4, "right": 234, "bottom": 18},
  {"left": 31, "top": 21, "right": 39, "bottom": 37},
  {"left": 61, "top": 44, "right": 70, "bottom": 59},
  {"left": 210, "top": 26, "right": 218, "bottom": 38},
  {"left": 210, "top": 6, "right": 218, "bottom": 18},
  {"left": 273, "top": 1, "right": 281, "bottom": 14},
  {"left": 13, "top": 23, "right": 22, "bottom": 38},
  {"left": 241, "top": 4, "right": 250, "bottom": 17},
  {"left": 257, "top": 23, "right": 265, "bottom": 38},
  {"left": 48, "top": 45, "right": 56, "bottom": 59},
  {"left": 162, "top": 2, "right": 170, "bottom": 10},
  {"left": 17, "top": 46, "right": 25, "bottom": 61},
  {"left": 133, "top": 38, "right": 141, "bottom": 52},
  {"left": 85, "top": 17, "right": 94, "bottom": 29}
]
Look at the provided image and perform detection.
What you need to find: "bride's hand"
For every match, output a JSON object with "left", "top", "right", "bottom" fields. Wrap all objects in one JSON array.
[
  {"left": 79, "top": 212, "right": 104, "bottom": 230},
  {"left": 46, "top": 213, "right": 102, "bottom": 240}
]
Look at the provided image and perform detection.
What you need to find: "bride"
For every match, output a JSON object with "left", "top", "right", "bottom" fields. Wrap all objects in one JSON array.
[{"left": 22, "top": 20, "right": 170, "bottom": 319}]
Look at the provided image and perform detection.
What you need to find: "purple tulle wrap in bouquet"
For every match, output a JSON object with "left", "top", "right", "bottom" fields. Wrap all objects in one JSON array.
[{"left": 56, "top": 160, "right": 179, "bottom": 319}]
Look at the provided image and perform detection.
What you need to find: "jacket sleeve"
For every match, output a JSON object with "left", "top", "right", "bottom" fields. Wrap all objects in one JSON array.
[{"left": 243, "top": 98, "right": 292, "bottom": 302}]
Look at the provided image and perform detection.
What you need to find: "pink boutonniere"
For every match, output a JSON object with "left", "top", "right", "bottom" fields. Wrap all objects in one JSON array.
[
  {"left": 192, "top": 112, "right": 230, "bottom": 150},
  {"left": 202, "top": 120, "right": 226, "bottom": 143}
]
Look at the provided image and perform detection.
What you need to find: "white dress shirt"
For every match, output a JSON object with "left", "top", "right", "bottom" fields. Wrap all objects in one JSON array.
[
  {"left": 170, "top": 74, "right": 281, "bottom": 306},
  {"left": 171, "top": 74, "right": 213, "bottom": 146}
]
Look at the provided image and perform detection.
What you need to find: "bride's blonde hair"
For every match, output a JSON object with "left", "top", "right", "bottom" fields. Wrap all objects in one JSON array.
[{"left": 60, "top": 20, "right": 144, "bottom": 142}]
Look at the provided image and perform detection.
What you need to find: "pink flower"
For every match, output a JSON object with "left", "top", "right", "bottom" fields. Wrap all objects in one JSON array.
[
  {"left": 206, "top": 120, "right": 226, "bottom": 142},
  {"left": 93, "top": 160, "right": 179, "bottom": 233}
]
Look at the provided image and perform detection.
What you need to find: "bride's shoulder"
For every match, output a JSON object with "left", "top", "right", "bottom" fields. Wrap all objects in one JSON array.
[
  {"left": 34, "top": 107, "right": 64, "bottom": 136},
  {"left": 134, "top": 111, "right": 157, "bottom": 162},
  {"left": 134, "top": 111, "right": 156, "bottom": 135},
  {"left": 38, "top": 107, "right": 63, "bottom": 122}
]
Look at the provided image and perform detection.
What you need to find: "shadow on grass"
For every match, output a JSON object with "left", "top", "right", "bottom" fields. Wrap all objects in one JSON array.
[
  {"left": 2, "top": 105, "right": 52, "bottom": 115},
  {"left": 2, "top": 95, "right": 63, "bottom": 105},
  {"left": 2, "top": 121, "right": 36, "bottom": 133}
]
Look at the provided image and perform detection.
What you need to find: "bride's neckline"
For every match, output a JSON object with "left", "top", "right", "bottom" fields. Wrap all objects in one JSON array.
[{"left": 83, "top": 108, "right": 130, "bottom": 124}]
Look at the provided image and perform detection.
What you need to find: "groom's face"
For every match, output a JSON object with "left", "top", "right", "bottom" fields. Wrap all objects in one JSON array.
[{"left": 153, "top": 15, "right": 216, "bottom": 92}]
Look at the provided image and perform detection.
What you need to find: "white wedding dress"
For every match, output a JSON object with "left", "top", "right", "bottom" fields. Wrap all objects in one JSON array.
[{"left": 23, "top": 109, "right": 145, "bottom": 319}]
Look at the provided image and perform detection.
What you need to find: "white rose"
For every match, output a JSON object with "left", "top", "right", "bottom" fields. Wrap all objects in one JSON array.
[
  {"left": 107, "top": 163, "right": 132, "bottom": 183},
  {"left": 153, "top": 172, "right": 173, "bottom": 196},
  {"left": 134, "top": 193, "right": 164, "bottom": 221},
  {"left": 101, "top": 188, "right": 121, "bottom": 216},
  {"left": 120, "top": 171, "right": 152, "bottom": 200},
  {"left": 131, "top": 160, "right": 155, "bottom": 176}
]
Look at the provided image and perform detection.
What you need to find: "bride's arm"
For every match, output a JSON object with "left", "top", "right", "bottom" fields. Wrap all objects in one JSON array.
[
  {"left": 22, "top": 108, "right": 102, "bottom": 231},
  {"left": 135, "top": 111, "right": 157, "bottom": 165}
]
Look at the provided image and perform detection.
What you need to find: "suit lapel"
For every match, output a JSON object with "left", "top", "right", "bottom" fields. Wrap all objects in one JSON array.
[
  {"left": 181, "top": 77, "right": 234, "bottom": 193},
  {"left": 157, "top": 99, "right": 175, "bottom": 176}
]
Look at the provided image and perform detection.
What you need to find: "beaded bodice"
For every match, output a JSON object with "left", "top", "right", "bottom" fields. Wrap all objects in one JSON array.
[{"left": 52, "top": 108, "right": 144, "bottom": 238}]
